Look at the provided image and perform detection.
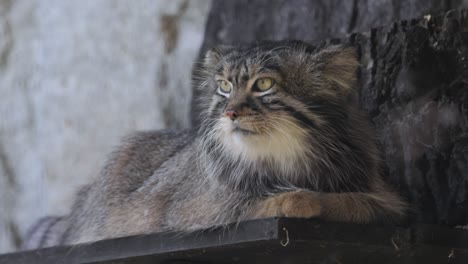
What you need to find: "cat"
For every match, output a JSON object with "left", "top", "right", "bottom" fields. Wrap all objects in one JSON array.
[{"left": 22, "top": 40, "right": 406, "bottom": 250}]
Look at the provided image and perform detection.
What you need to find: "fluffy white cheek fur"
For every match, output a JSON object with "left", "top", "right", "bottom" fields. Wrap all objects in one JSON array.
[{"left": 218, "top": 117, "right": 310, "bottom": 172}]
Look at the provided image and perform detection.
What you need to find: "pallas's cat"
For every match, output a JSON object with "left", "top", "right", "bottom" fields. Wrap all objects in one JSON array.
[{"left": 23, "top": 41, "right": 406, "bottom": 249}]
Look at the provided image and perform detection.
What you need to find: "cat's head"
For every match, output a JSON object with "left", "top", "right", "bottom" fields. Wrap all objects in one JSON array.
[{"left": 197, "top": 40, "right": 359, "bottom": 170}]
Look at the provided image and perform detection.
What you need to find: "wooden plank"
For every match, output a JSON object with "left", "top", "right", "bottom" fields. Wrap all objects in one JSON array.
[{"left": 1, "top": 218, "right": 467, "bottom": 264}]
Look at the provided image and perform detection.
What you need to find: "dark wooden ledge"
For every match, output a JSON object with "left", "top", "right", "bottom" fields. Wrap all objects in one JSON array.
[{"left": 1, "top": 218, "right": 468, "bottom": 264}]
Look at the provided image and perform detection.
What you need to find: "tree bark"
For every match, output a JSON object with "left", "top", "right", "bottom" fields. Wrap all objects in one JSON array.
[
  {"left": 193, "top": 0, "right": 468, "bottom": 225},
  {"left": 353, "top": 9, "right": 468, "bottom": 225}
]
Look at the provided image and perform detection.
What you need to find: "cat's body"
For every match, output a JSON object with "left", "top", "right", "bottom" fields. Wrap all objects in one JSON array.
[{"left": 23, "top": 41, "right": 406, "bottom": 250}]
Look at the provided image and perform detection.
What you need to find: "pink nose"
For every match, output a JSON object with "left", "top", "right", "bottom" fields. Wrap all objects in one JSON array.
[{"left": 224, "top": 110, "right": 239, "bottom": 121}]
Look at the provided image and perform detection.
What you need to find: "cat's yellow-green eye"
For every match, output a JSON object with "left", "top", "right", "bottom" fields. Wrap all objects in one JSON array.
[
  {"left": 255, "top": 77, "right": 274, "bottom": 91},
  {"left": 217, "top": 80, "right": 231, "bottom": 93}
]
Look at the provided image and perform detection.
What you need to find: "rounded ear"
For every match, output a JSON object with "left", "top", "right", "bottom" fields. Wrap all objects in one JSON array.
[
  {"left": 203, "top": 45, "right": 233, "bottom": 67},
  {"left": 313, "top": 45, "right": 360, "bottom": 94}
]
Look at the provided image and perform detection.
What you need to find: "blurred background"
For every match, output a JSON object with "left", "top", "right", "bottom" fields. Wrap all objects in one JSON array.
[
  {"left": 0, "top": 0, "right": 211, "bottom": 253},
  {"left": 1, "top": 0, "right": 468, "bottom": 254}
]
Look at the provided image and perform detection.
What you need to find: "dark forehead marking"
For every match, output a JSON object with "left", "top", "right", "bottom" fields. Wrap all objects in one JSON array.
[
  {"left": 237, "top": 61, "right": 249, "bottom": 82},
  {"left": 217, "top": 48, "right": 285, "bottom": 80},
  {"left": 243, "top": 61, "right": 249, "bottom": 74}
]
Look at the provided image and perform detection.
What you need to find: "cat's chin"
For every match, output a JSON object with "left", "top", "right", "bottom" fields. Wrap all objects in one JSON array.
[
  {"left": 226, "top": 128, "right": 261, "bottom": 147},
  {"left": 217, "top": 117, "right": 309, "bottom": 166},
  {"left": 224, "top": 131, "right": 271, "bottom": 157},
  {"left": 222, "top": 129, "right": 306, "bottom": 162},
  {"left": 231, "top": 127, "right": 257, "bottom": 136}
]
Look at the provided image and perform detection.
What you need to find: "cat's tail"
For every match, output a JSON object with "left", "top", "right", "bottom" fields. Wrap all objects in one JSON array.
[{"left": 21, "top": 216, "right": 67, "bottom": 251}]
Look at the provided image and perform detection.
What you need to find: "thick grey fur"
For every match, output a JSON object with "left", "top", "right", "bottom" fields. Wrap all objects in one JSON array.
[{"left": 22, "top": 40, "right": 405, "bottom": 250}]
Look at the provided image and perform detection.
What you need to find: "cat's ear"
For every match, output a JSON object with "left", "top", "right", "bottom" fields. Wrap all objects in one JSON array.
[
  {"left": 313, "top": 45, "right": 360, "bottom": 94},
  {"left": 203, "top": 45, "right": 233, "bottom": 67}
]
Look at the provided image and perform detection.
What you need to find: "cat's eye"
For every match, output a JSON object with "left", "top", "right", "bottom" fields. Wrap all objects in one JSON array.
[
  {"left": 217, "top": 80, "right": 231, "bottom": 93},
  {"left": 254, "top": 78, "right": 274, "bottom": 91}
]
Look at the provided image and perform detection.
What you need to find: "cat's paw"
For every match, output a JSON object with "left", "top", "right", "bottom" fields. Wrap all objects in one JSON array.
[{"left": 255, "top": 190, "right": 321, "bottom": 219}]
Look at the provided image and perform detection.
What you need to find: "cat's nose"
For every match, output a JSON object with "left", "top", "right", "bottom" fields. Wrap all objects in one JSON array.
[{"left": 224, "top": 110, "right": 239, "bottom": 121}]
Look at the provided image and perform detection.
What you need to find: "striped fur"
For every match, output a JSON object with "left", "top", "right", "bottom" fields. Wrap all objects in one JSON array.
[
  {"left": 22, "top": 41, "right": 406, "bottom": 249},
  {"left": 198, "top": 41, "right": 375, "bottom": 194}
]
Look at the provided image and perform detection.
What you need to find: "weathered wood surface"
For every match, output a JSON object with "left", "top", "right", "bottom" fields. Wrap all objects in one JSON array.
[
  {"left": 193, "top": 2, "right": 468, "bottom": 226},
  {"left": 1, "top": 218, "right": 468, "bottom": 264}
]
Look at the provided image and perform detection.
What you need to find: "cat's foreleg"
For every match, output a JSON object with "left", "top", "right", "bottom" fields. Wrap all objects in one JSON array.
[{"left": 252, "top": 189, "right": 405, "bottom": 223}]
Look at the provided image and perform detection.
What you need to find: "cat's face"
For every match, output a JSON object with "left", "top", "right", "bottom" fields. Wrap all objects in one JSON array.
[{"left": 198, "top": 41, "right": 358, "bottom": 167}]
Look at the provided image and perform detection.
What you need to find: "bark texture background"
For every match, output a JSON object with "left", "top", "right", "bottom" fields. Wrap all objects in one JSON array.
[
  {"left": 354, "top": 10, "right": 468, "bottom": 225},
  {"left": 195, "top": 0, "right": 468, "bottom": 225}
]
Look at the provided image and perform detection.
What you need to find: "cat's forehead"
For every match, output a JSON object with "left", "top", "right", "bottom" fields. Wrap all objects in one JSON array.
[{"left": 219, "top": 49, "right": 283, "bottom": 76}]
